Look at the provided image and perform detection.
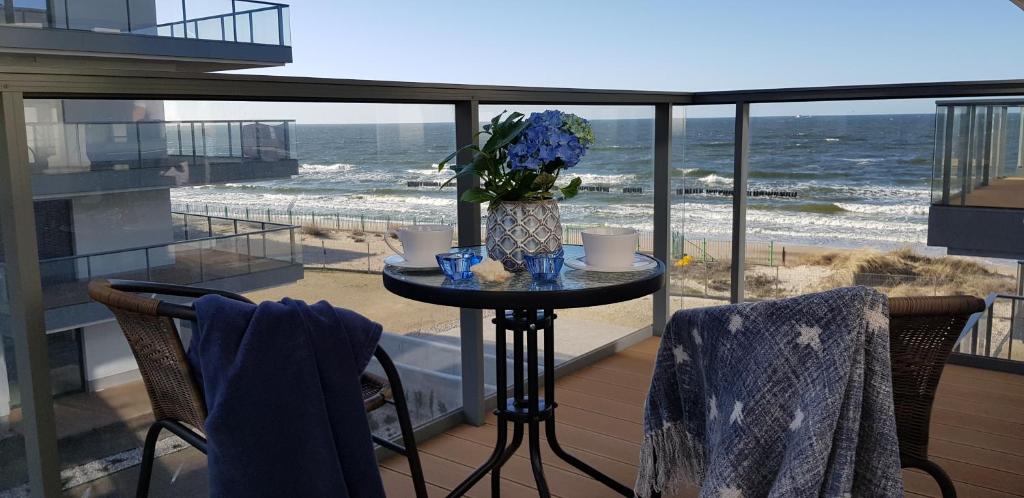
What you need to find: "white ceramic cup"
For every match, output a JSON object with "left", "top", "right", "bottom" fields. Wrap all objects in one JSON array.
[
  {"left": 384, "top": 224, "right": 453, "bottom": 266},
  {"left": 581, "top": 227, "right": 639, "bottom": 269}
]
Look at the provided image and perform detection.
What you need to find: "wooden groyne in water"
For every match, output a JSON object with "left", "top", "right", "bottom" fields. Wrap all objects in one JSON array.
[
  {"left": 405, "top": 181, "right": 798, "bottom": 198},
  {"left": 407, "top": 181, "right": 455, "bottom": 188},
  {"left": 676, "top": 187, "right": 799, "bottom": 198}
]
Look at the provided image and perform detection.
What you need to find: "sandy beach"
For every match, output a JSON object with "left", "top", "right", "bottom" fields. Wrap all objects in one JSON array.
[{"left": 242, "top": 226, "right": 1020, "bottom": 360}]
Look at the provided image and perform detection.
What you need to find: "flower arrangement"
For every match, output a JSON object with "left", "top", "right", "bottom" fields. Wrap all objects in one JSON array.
[{"left": 437, "top": 110, "right": 595, "bottom": 204}]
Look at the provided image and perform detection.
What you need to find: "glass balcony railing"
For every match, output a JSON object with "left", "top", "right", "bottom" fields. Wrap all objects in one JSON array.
[
  {"left": 31, "top": 212, "right": 300, "bottom": 310},
  {"left": 25, "top": 119, "right": 297, "bottom": 193},
  {"left": 931, "top": 100, "right": 1024, "bottom": 209},
  {"left": 0, "top": 0, "right": 291, "bottom": 46}
]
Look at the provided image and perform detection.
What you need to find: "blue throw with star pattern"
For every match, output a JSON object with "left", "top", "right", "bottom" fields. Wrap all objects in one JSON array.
[{"left": 635, "top": 286, "right": 903, "bottom": 497}]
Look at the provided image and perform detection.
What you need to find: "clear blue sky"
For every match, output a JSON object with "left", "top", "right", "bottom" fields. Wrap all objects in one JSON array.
[{"left": 171, "top": 1, "right": 1024, "bottom": 122}]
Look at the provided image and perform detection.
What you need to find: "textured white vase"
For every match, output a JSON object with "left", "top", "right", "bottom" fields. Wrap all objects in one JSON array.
[{"left": 486, "top": 200, "right": 563, "bottom": 272}]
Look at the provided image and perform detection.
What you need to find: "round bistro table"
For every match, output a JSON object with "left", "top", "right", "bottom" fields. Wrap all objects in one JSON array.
[{"left": 383, "top": 245, "right": 665, "bottom": 497}]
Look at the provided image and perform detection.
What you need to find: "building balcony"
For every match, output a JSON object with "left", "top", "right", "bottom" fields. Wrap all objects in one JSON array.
[
  {"left": 0, "top": 0, "right": 291, "bottom": 69},
  {"left": 927, "top": 99, "right": 1024, "bottom": 260},
  {"left": 3, "top": 212, "right": 303, "bottom": 332},
  {"left": 27, "top": 119, "right": 298, "bottom": 198}
]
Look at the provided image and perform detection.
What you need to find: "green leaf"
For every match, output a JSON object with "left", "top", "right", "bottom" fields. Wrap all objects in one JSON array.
[
  {"left": 460, "top": 188, "right": 496, "bottom": 204},
  {"left": 438, "top": 165, "right": 479, "bottom": 189},
  {"left": 560, "top": 177, "right": 582, "bottom": 199},
  {"left": 437, "top": 143, "right": 479, "bottom": 171},
  {"left": 490, "top": 120, "right": 529, "bottom": 150}
]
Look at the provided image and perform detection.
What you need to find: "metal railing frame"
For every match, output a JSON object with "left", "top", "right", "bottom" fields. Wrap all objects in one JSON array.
[
  {"left": 2, "top": 69, "right": 1024, "bottom": 497},
  {"left": 33, "top": 212, "right": 297, "bottom": 293},
  {"left": 3, "top": 0, "right": 291, "bottom": 47},
  {"left": 25, "top": 119, "right": 295, "bottom": 167},
  {"left": 952, "top": 292, "right": 1024, "bottom": 374}
]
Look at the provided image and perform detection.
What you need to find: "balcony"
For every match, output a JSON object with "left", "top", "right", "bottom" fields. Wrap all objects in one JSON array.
[
  {"left": 928, "top": 99, "right": 1024, "bottom": 259},
  {"left": 22, "top": 212, "right": 302, "bottom": 331},
  {"left": 0, "top": 0, "right": 291, "bottom": 68},
  {"left": 1, "top": 71, "right": 1023, "bottom": 497},
  {"left": 27, "top": 119, "right": 298, "bottom": 198}
]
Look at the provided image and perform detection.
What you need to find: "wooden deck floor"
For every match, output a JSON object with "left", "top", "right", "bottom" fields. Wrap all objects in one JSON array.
[
  {"left": 951, "top": 176, "right": 1024, "bottom": 209},
  {"left": 381, "top": 337, "right": 1024, "bottom": 498}
]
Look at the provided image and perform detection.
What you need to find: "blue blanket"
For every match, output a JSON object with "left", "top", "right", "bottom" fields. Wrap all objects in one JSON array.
[
  {"left": 187, "top": 296, "right": 386, "bottom": 498},
  {"left": 636, "top": 287, "right": 903, "bottom": 497}
]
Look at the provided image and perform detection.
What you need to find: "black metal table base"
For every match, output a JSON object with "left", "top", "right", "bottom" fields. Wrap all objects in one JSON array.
[{"left": 446, "top": 309, "right": 634, "bottom": 498}]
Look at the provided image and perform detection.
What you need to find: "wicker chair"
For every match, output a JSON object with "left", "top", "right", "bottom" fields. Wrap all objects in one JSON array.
[
  {"left": 888, "top": 295, "right": 986, "bottom": 498},
  {"left": 88, "top": 278, "right": 428, "bottom": 498}
]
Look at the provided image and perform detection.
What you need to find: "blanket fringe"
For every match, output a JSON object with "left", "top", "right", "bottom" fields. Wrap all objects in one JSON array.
[{"left": 634, "top": 423, "right": 705, "bottom": 497}]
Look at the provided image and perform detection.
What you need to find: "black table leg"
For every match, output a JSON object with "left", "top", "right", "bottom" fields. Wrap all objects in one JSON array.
[
  {"left": 447, "top": 310, "right": 514, "bottom": 498},
  {"left": 447, "top": 309, "right": 634, "bottom": 497}
]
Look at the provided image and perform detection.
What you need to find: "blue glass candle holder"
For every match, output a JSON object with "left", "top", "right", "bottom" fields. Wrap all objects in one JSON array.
[
  {"left": 523, "top": 252, "right": 564, "bottom": 282},
  {"left": 436, "top": 252, "right": 482, "bottom": 280}
]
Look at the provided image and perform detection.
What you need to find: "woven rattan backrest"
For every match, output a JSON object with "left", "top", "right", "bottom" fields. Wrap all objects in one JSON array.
[
  {"left": 888, "top": 295, "right": 985, "bottom": 460},
  {"left": 88, "top": 280, "right": 207, "bottom": 432}
]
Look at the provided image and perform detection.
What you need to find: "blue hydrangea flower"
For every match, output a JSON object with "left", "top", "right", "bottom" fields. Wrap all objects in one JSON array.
[{"left": 508, "top": 111, "right": 592, "bottom": 171}]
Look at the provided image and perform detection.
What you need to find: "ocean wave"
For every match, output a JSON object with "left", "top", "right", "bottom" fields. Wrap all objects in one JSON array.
[
  {"left": 404, "top": 165, "right": 450, "bottom": 176},
  {"left": 825, "top": 138, "right": 840, "bottom": 142},
  {"left": 834, "top": 203, "right": 929, "bottom": 216},
  {"left": 674, "top": 167, "right": 719, "bottom": 178},
  {"left": 572, "top": 173, "right": 637, "bottom": 185},
  {"left": 838, "top": 158, "right": 880, "bottom": 165},
  {"left": 300, "top": 163, "right": 355, "bottom": 173},
  {"left": 698, "top": 174, "right": 733, "bottom": 186}
]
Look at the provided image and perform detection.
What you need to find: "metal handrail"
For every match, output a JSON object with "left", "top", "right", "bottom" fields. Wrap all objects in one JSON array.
[
  {"left": 25, "top": 119, "right": 295, "bottom": 165},
  {"left": 153, "top": 5, "right": 280, "bottom": 27},
  {"left": 37, "top": 213, "right": 296, "bottom": 264},
  {"left": 43, "top": 119, "right": 295, "bottom": 126},
  {"left": 236, "top": 0, "right": 289, "bottom": 7}
]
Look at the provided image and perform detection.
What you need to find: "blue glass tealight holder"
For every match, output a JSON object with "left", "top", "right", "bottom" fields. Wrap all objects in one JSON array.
[
  {"left": 523, "top": 252, "right": 564, "bottom": 282},
  {"left": 436, "top": 252, "right": 482, "bottom": 280}
]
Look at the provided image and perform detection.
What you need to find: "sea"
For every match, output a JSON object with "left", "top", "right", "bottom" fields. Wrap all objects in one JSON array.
[{"left": 171, "top": 114, "right": 1022, "bottom": 251}]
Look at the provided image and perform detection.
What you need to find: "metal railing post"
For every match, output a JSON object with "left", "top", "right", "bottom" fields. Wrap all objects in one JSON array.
[
  {"left": 145, "top": 249, "right": 151, "bottom": 280},
  {"left": 289, "top": 228, "right": 296, "bottom": 263},
  {"left": 730, "top": 102, "right": 750, "bottom": 303},
  {"left": 653, "top": 103, "right": 673, "bottom": 335},
  {"left": 961, "top": 107, "right": 976, "bottom": 204},
  {"left": 985, "top": 306, "right": 994, "bottom": 357},
  {"left": 454, "top": 100, "right": 486, "bottom": 426},
  {"left": 180, "top": 0, "right": 187, "bottom": 38},
  {"left": 982, "top": 106, "right": 994, "bottom": 186},
  {"left": 1018, "top": 106, "right": 1024, "bottom": 169},
  {"left": 277, "top": 6, "right": 284, "bottom": 45},
  {"left": 135, "top": 121, "right": 142, "bottom": 167},
  {"left": 940, "top": 106, "right": 955, "bottom": 204}
]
